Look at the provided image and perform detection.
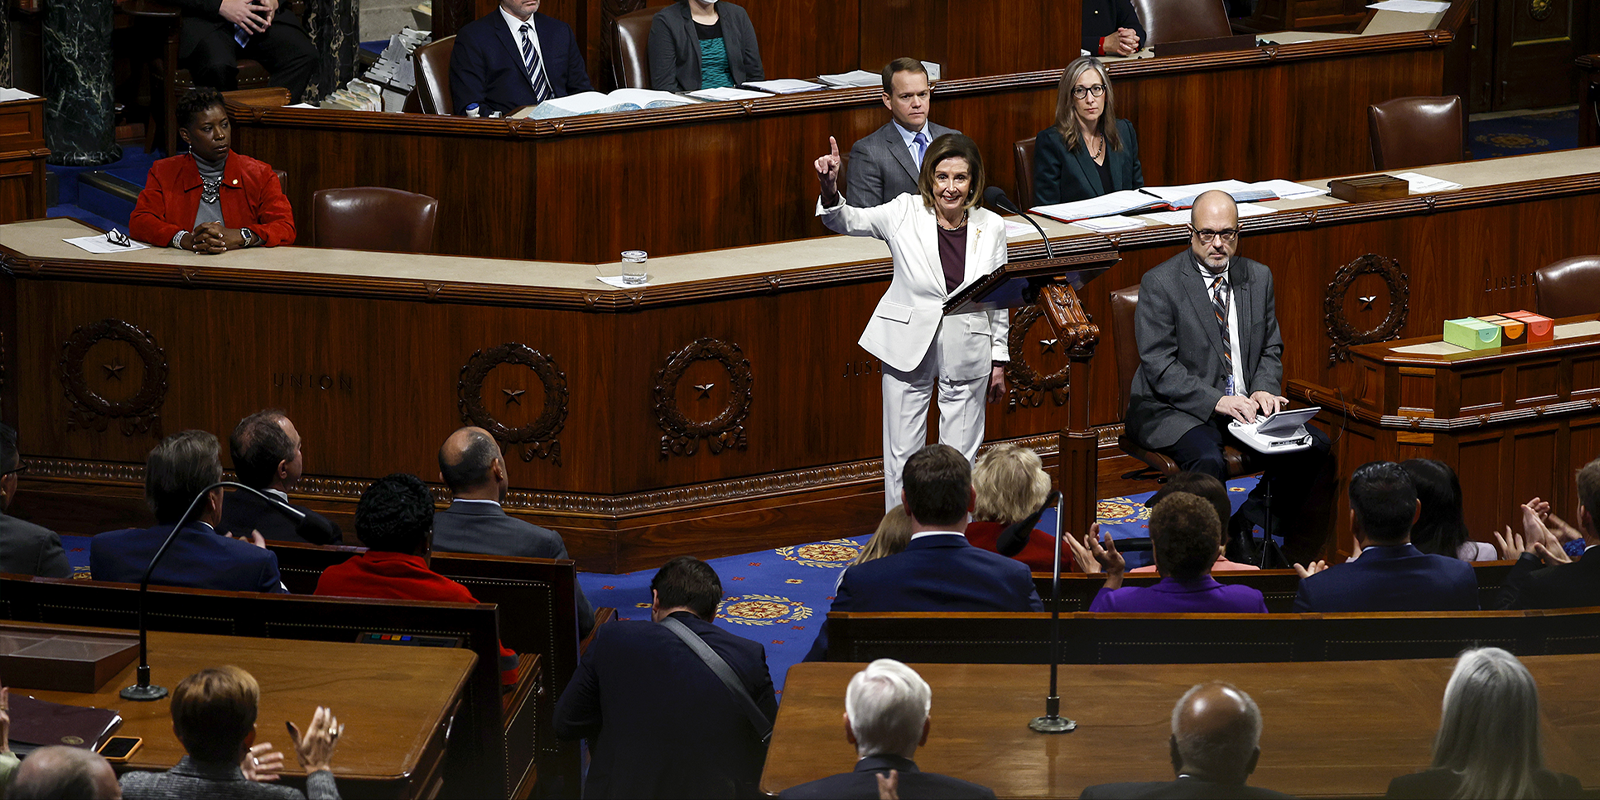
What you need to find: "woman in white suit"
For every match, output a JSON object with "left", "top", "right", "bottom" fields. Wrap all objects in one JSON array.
[{"left": 814, "top": 133, "right": 1010, "bottom": 508}]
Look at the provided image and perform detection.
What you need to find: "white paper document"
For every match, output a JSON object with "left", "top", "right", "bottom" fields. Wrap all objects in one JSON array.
[
  {"left": 1394, "top": 172, "right": 1463, "bottom": 194},
  {"left": 1140, "top": 179, "right": 1276, "bottom": 208},
  {"left": 1555, "top": 321, "right": 1600, "bottom": 339},
  {"left": 597, "top": 275, "right": 649, "bottom": 288},
  {"left": 1004, "top": 221, "right": 1035, "bottom": 238},
  {"left": 0, "top": 87, "right": 40, "bottom": 102},
  {"left": 517, "top": 89, "right": 695, "bottom": 119},
  {"left": 1140, "top": 202, "right": 1276, "bottom": 226},
  {"left": 1031, "top": 190, "right": 1165, "bottom": 223},
  {"left": 687, "top": 87, "right": 772, "bottom": 102},
  {"left": 1366, "top": 0, "right": 1450, "bottom": 13},
  {"left": 1074, "top": 215, "right": 1147, "bottom": 232},
  {"left": 740, "top": 79, "right": 825, "bottom": 94},
  {"left": 1246, "top": 179, "right": 1328, "bottom": 200},
  {"left": 817, "top": 70, "right": 880, "bottom": 88},
  {"left": 65, "top": 233, "right": 150, "bottom": 254}
]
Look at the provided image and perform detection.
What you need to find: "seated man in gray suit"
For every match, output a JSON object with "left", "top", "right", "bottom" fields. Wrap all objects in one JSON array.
[
  {"left": 846, "top": 57, "right": 960, "bottom": 207},
  {"left": 0, "top": 424, "right": 70, "bottom": 577},
  {"left": 1125, "top": 191, "right": 1332, "bottom": 566},
  {"left": 434, "top": 426, "right": 594, "bottom": 637}
]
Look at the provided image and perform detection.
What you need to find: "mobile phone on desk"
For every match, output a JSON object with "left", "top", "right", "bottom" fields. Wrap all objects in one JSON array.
[{"left": 97, "top": 736, "right": 142, "bottom": 763}]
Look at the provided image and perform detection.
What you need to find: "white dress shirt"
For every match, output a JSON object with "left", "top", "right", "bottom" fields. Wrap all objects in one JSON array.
[
  {"left": 891, "top": 119, "right": 930, "bottom": 169},
  {"left": 1194, "top": 257, "right": 1247, "bottom": 397}
]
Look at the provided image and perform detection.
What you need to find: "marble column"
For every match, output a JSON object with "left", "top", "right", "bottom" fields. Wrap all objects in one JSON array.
[
  {"left": 43, "top": 0, "right": 120, "bottom": 165},
  {"left": 304, "top": 0, "right": 359, "bottom": 102},
  {"left": 0, "top": 8, "right": 12, "bottom": 88}
]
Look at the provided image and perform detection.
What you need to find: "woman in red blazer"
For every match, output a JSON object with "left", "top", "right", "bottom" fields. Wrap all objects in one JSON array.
[{"left": 130, "top": 87, "right": 295, "bottom": 251}]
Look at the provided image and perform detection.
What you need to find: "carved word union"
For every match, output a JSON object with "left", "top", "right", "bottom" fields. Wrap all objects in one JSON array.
[{"left": 273, "top": 372, "right": 354, "bottom": 392}]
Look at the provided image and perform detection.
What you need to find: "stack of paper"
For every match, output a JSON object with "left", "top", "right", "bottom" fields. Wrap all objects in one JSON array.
[
  {"left": 687, "top": 87, "right": 771, "bottom": 102},
  {"left": 1141, "top": 180, "right": 1277, "bottom": 209},
  {"left": 0, "top": 87, "right": 40, "bottom": 102},
  {"left": 1074, "top": 215, "right": 1148, "bottom": 232},
  {"left": 1139, "top": 202, "right": 1276, "bottom": 226},
  {"left": 741, "top": 79, "right": 825, "bottom": 94},
  {"left": 1394, "top": 172, "right": 1463, "bottom": 194},
  {"left": 1003, "top": 221, "right": 1036, "bottom": 238},
  {"left": 517, "top": 89, "right": 696, "bottom": 119},
  {"left": 1246, "top": 179, "right": 1328, "bottom": 200},
  {"left": 1031, "top": 190, "right": 1166, "bottom": 223},
  {"left": 1366, "top": 0, "right": 1450, "bottom": 12},
  {"left": 818, "top": 70, "right": 880, "bottom": 88}
]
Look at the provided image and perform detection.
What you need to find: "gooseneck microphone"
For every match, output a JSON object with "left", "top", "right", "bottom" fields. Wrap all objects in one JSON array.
[
  {"left": 983, "top": 186, "right": 1055, "bottom": 261},
  {"left": 1028, "top": 491, "right": 1076, "bottom": 734},
  {"left": 120, "top": 482, "right": 306, "bottom": 701}
]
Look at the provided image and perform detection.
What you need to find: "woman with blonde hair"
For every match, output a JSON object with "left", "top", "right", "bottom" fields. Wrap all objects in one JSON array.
[
  {"left": 1033, "top": 56, "right": 1143, "bottom": 206},
  {"left": 838, "top": 505, "right": 915, "bottom": 589},
  {"left": 964, "top": 443, "right": 1065, "bottom": 571},
  {"left": 1386, "top": 648, "right": 1580, "bottom": 799}
]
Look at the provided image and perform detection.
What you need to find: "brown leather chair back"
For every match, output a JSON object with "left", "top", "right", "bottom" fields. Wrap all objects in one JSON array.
[
  {"left": 1368, "top": 95, "right": 1466, "bottom": 170},
  {"left": 415, "top": 36, "right": 455, "bottom": 115},
  {"left": 1130, "top": 0, "right": 1230, "bottom": 46},
  {"left": 311, "top": 187, "right": 440, "bottom": 253},
  {"left": 1535, "top": 256, "right": 1600, "bottom": 319},
  {"left": 1110, "top": 286, "right": 1141, "bottom": 415},
  {"left": 612, "top": 7, "right": 659, "bottom": 89},
  {"left": 1013, "top": 138, "right": 1036, "bottom": 211},
  {"left": 273, "top": 169, "right": 288, "bottom": 198}
]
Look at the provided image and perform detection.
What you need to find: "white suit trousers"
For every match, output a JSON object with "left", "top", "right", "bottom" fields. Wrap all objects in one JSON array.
[{"left": 881, "top": 338, "right": 987, "bottom": 510}]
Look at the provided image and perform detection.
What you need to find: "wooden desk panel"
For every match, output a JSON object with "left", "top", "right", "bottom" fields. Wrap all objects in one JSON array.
[
  {"left": 0, "top": 98, "right": 48, "bottom": 224},
  {"left": 763, "top": 657, "right": 1600, "bottom": 798}
]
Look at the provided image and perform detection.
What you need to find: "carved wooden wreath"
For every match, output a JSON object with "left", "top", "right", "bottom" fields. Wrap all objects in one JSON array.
[
  {"left": 56, "top": 318, "right": 169, "bottom": 435},
  {"left": 654, "top": 338, "right": 752, "bottom": 458},
  {"left": 1324, "top": 254, "right": 1410, "bottom": 364},
  {"left": 458, "top": 343, "right": 569, "bottom": 465},
  {"left": 1005, "top": 306, "right": 1070, "bottom": 410}
]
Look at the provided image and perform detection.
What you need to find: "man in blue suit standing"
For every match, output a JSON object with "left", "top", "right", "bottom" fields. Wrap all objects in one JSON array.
[
  {"left": 1291, "top": 461, "right": 1476, "bottom": 612},
  {"left": 449, "top": 0, "right": 593, "bottom": 115},
  {"left": 805, "top": 444, "right": 1043, "bottom": 661},
  {"left": 91, "top": 430, "right": 287, "bottom": 594}
]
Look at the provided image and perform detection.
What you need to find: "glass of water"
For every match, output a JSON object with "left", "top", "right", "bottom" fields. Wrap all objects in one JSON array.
[{"left": 622, "top": 250, "right": 648, "bottom": 285}]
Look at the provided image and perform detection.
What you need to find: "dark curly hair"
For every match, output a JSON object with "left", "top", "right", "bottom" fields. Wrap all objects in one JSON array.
[
  {"left": 176, "top": 87, "right": 227, "bottom": 129},
  {"left": 1151, "top": 492, "right": 1222, "bottom": 581},
  {"left": 354, "top": 473, "right": 434, "bottom": 553}
]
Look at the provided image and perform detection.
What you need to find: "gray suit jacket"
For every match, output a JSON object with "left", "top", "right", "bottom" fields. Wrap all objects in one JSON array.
[
  {"left": 1125, "top": 251, "right": 1283, "bottom": 450},
  {"left": 647, "top": 1, "right": 763, "bottom": 92},
  {"left": 432, "top": 500, "right": 595, "bottom": 637},
  {"left": 0, "top": 512, "right": 71, "bottom": 578},
  {"left": 121, "top": 757, "right": 338, "bottom": 800},
  {"left": 846, "top": 120, "right": 959, "bottom": 208}
]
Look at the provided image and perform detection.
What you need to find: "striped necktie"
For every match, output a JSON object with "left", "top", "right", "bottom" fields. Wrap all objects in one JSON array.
[
  {"left": 1210, "top": 274, "right": 1233, "bottom": 394},
  {"left": 519, "top": 23, "right": 554, "bottom": 103}
]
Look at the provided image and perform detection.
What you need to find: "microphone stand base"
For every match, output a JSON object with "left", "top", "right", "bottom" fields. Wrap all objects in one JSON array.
[
  {"left": 120, "top": 683, "right": 168, "bottom": 701},
  {"left": 1028, "top": 715, "right": 1077, "bottom": 733}
]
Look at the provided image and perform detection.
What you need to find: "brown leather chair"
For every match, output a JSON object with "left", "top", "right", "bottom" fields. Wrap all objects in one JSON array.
[
  {"left": 610, "top": 6, "right": 660, "bottom": 89},
  {"left": 1535, "top": 256, "right": 1600, "bottom": 319},
  {"left": 310, "top": 187, "right": 439, "bottom": 253},
  {"left": 415, "top": 36, "right": 455, "bottom": 115},
  {"left": 1129, "top": 0, "right": 1231, "bottom": 46},
  {"left": 273, "top": 169, "right": 288, "bottom": 199},
  {"left": 1110, "top": 285, "right": 1255, "bottom": 479},
  {"left": 1368, "top": 95, "right": 1467, "bottom": 171},
  {"left": 1013, "top": 138, "right": 1036, "bottom": 211}
]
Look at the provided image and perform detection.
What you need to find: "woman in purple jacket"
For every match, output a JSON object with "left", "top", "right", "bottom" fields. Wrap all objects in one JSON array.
[{"left": 1077, "top": 492, "right": 1268, "bottom": 613}]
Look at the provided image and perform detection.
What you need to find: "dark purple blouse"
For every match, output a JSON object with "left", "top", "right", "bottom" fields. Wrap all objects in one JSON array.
[{"left": 937, "top": 224, "right": 967, "bottom": 293}]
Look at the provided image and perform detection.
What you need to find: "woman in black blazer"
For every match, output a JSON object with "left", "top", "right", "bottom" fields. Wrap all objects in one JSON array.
[
  {"left": 1032, "top": 57, "right": 1143, "bottom": 206},
  {"left": 647, "top": 0, "right": 764, "bottom": 92}
]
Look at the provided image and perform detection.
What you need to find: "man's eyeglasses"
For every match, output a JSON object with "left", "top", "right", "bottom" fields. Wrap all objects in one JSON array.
[
  {"left": 1191, "top": 227, "right": 1239, "bottom": 244},
  {"left": 1071, "top": 84, "right": 1107, "bottom": 100},
  {"left": 1, "top": 462, "right": 28, "bottom": 478}
]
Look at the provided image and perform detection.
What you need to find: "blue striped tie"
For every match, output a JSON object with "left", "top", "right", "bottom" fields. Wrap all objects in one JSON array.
[{"left": 519, "top": 23, "right": 554, "bottom": 104}]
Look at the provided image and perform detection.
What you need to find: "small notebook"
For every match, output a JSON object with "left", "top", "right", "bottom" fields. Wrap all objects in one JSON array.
[{"left": 7, "top": 694, "right": 122, "bottom": 751}]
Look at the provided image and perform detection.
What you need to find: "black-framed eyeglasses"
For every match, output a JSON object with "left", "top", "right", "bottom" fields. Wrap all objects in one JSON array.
[
  {"left": 1191, "top": 227, "right": 1239, "bottom": 243},
  {"left": 1071, "top": 84, "right": 1107, "bottom": 99},
  {"left": 1, "top": 462, "right": 28, "bottom": 478}
]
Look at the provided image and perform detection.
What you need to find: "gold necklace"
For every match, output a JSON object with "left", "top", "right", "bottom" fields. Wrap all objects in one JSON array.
[{"left": 938, "top": 210, "right": 969, "bottom": 230}]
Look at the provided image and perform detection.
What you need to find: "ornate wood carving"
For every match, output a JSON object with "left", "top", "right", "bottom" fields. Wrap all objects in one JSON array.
[
  {"left": 458, "top": 343, "right": 569, "bottom": 465},
  {"left": 1325, "top": 254, "right": 1410, "bottom": 364},
  {"left": 654, "top": 338, "right": 752, "bottom": 458},
  {"left": 56, "top": 318, "right": 168, "bottom": 435},
  {"left": 1006, "top": 306, "right": 1069, "bottom": 410}
]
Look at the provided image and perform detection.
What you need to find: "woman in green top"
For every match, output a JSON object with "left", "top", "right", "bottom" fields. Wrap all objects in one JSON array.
[{"left": 647, "top": 0, "right": 764, "bottom": 92}]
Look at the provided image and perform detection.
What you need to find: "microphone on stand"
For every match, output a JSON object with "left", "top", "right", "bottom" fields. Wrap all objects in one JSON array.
[
  {"left": 1028, "top": 490, "right": 1076, "bottom": 733},
  {"left": 983, "top": 186, "right": 1055, "bottom": 261},
  {"left": 120, "top": 482, "right": 305, "bottom": 701}
]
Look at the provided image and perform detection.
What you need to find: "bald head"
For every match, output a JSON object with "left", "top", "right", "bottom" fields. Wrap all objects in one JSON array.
[
  {"left": 438, "top": 427, "right": 506, "bottom": 500},
  {"left": 10, "top": 746, "right": 120, "bottom": 799},
  {"left": 1188, "top": 190, "right": 1240, "bottom": 273},
  {"left": 1168, "top": 682, "right": 1262, "bottom": 785}
]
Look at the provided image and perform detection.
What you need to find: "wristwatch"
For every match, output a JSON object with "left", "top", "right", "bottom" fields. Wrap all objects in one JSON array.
[{"left": 239, "top": 228, "right": 257, "bottom": 248}]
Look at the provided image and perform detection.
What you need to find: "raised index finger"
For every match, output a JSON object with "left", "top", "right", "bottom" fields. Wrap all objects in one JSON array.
[{"left": 829, "top": 136, "right": 839, "bottom": 160}]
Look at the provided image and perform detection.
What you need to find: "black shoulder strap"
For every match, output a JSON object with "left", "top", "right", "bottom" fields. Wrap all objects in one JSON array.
[{"left": 660, "top": 616, "right": 773, "bottom": 744}]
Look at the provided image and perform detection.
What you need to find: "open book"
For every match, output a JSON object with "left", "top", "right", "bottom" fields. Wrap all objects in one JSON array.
[
  {"left": 512, "top": 89, "right": 697, "bottom": 119},
  {"left": 1030, "top": 178, "right": 1324, "bottom": 223}
]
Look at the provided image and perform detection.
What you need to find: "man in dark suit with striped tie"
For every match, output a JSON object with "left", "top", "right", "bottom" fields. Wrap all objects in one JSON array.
[
  {"left": 449, "top": 0, "right": 593, "bottom": 116},
  {"left": 1124, "top": 190, "right": 1332, "bottom": 565}
]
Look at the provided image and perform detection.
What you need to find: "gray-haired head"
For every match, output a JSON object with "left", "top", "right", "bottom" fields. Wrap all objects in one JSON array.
[
  {"left": 1431, "top": 647, "right": 1545, "bottom": 799},
  {"left": 9, "top": 745, "right": 120, "bottom": 799},
  {"left": 1169, "top": 682, "right": 1263, "bottom": 785},
  {"left": 845, "top": 658, "right": 932, "bottom": 759}
]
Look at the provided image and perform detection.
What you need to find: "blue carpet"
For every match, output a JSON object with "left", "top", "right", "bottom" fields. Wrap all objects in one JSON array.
[{"left": 1468, "top": 109, "right": 1578, "bottom": 160}]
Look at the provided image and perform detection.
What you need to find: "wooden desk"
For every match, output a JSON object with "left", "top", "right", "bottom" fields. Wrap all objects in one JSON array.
[
  {"left": 9, "top": 622, "right": 474, "bottom": 799},
  {"left": 1581, "top": 55, "right": 1599, "bottom": 148},
  {"left": 228, "top": 5, "right": 1466, "bottom": 262},
  {"left": 0, "top": 96, "right": 48, "bottom": 224},
  {"left": 763, "top": 657, "right": 1600, "bottom": 798}
]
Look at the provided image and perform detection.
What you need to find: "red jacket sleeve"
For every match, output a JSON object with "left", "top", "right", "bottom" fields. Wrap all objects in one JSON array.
[
  {"left": 129, "top": 164, "right": 182, "bottom": 247},
  {"left": 243, "top": 160, "right": 296, "bottom": 246}
]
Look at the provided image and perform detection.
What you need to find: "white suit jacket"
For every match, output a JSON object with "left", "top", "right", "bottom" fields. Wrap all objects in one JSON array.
[{"left": 817, "top": 193, "right": 1010, "bottom": 378}]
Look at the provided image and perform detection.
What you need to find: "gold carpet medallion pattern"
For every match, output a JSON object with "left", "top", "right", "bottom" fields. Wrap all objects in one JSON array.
[
  {"left": 718, "top": 595, "right": 813, "bottom": 626},
  {"left": 776, "top": 539, "right": 861, "bottom": 568},
  {"left": 1097, "top": 500, "right": 1151, "bottom": 523}
]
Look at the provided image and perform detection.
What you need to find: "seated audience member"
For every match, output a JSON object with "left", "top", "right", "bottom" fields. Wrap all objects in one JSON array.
[
  {"left": 1522, "top": 494, "right": 1588, "bottom": 559},
  {"left": 314, "top": 473, "right": 519, "bottom": 684},
  {"left": 449, "top": 0, "right": 592, "bottom": 115},
  {"left": 805, "top": 445, "right": 1043, "bottom": 661},
  {"left": 220, "top": 410, "right": 342, "bottom": 545},
  {"left": 1083, "top": 682, "right": 1290, "bottom": 799},
  {"left": 1385, "top": 459, "right": 1493, "bottom": 561},
  {"left": 1084, "top": 493, "right": 1267, "bottom": 613},
  {"left": 778, "top": 659, "right": 995, "bottom": 800},
  {"left": 1498, "top": 456, "right": 1600, "bottom": 610},
  {"left": 846, "top": 57, "right": 960, "bottom": 208},
  {"left": 838, "top": 504, "right": 915, "bottom": 589},
  {"left": 554, "top": 556, "right": 776, "bottom": 799},
  {"left": 0, "top": 424, "right": 71, "bottom": 578},
  {"left": 648, "top": 0, "right": 763, "bottom": 92},
  {"left": 166, "top": 0, "right": 316, "bottom": 102},
  {"left": 91, "top": 431, "right": 288, "bottom": 593},
  {"left": 964, "top": 444, "right": 1064, "bottom": 571},
  {"left": 1292, "top": 462, "right": 1477, "bottom": 613},
  {"left": 9, "top": 746, "right": 119, "bottom": 800},
  {"left": 1034, "top": 57, "right": 1143, "bottom": 206},
  {"left": 433, "top": 426, "right": 594, "bottom": 636},
  {"left": 1130, "top": 472, "right": 1260, "bottom": 573},
  {"left": 1386, "top": 648, "right": 1581, "bottom": 799},
  {"left": 130, "top": 88, "right": 295, "bottom": 251},
  {"left": 119, "top": 666, "right": 340, "bottom": 800},
  {"left": 1082, "top": 0, "right": 1145, "bottom": 57}
]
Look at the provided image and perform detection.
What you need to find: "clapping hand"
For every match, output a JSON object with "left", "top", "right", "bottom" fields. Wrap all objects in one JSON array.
[
  {"left": 1294, "top": 560, "right": 1327, "bottom": 578},
  {"left": 288, "top": 706, "right": 342, "bottom": 774},
  {"left": 1084, "top": 526, "right": 1126, "bottom": 588},
  {"left": 241, "top": 741, "right": 284, "bottom": 783},
  {"left": 226, "top": 529, "right": 268, "bottom": 550},
  {"left": 1064, "top": 523, "right": 1101, "bottom": 574},
  {"left": 815, "top": 136, "right": 842, "bottom": 204},
  {"left": 877, "top": 769, "right": 899, "bottom": 800}
]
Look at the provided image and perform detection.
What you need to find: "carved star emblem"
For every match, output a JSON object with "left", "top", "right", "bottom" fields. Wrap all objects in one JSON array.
[
  {"left": 1359, "top": 295, "right": 1377, "bottom": 310},
  {"left": 102, "top": 362, "right": 125, "bottom": 381},
  {"left": 1039, "top": 338, "right": 1059, "bottom": 353},
  {"left": 694, "top": 383, "right": 716, "bottom": 398},
  {"left": 502, "top": 388, "right": 526, "bottom": 405}
]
